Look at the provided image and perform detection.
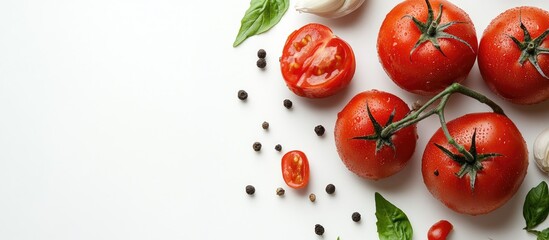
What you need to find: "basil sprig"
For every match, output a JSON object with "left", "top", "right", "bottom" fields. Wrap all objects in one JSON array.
[
  {"left": 233, "top": 0, "right": 289, "bottom": 47},
  {"left": 523, "top": 181, "right": 549, "bottom": 239},
  {"left": 375, "top": 192, "right": 413, "bottom": 240}
]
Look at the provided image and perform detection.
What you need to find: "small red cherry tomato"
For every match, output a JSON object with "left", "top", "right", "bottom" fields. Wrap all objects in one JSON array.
[
  {"left": 428, "top": 220, "right": 453, "bottom": 240},
  {"left": 281, "top": 150, "right": 310, "bottom": 189}
]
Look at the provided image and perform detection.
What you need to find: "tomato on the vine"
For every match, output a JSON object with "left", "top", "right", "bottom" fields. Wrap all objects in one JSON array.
[
  {"left": 478, "top": 6, "right": 549, "bottom": 105},
  {"left": 280, "top": 23, "right": 356, "bottom": 98},
  {"left": 422, "top": 112, "right": 528, "bottom": 215},
  {"left": 281, "top": 150, "right": 310, "bottom": 189},
  {"left": 428, "top": 220, "right": 453, "bottom": 240},
  {"left": 334, "top": 90, "right": 417, "bottom": 180},
  {"left": 377, "top": 0, "right": 478, "bottom": 95}
]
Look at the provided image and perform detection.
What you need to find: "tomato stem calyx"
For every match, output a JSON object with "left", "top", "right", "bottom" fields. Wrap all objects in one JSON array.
[
  {"left": 406, "top": 0, "right": 474, "bottom": 59},
  {"left": 353, "top": 105, "right": 397, "bottom": 154},
  {"left": 509, "top": 20, "right": 549, "bottom": 79}
]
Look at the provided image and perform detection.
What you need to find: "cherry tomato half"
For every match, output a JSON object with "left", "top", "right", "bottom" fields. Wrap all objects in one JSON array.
[
  {"left": 281, "top": 150, "right": 310, "bottom": 189},
  {"left": 280, "top": 23, "right": 356, "bottom": 98},
  {"left": 428, "top": 220, "right": 453, "bottom": 240}
]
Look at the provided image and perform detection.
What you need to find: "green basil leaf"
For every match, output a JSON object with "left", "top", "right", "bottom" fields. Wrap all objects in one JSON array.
[
  {"left": 537, "top": 228, "right": 549, "bottom": 240},
  {"left": 233, "top": 0, "right": 289, "bottom": 47},
  {"left": 375, "top": 192, "right": 413, "bottom": 240},
  {"left": 524, "top": 181, "right": 549, "bottom": 230}
]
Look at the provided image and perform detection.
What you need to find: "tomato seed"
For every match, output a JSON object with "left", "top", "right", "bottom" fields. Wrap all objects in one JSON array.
[
  {"left": 352, "top": 212, "right": 361, "bottom": 222},
  {"left": 262, "top": 121, "right": 269, "bottom": 130},
  {"left": 325, "top": 184, "right": 336, "bottom": 194},
  {"left": 257, "top": 49, "right": 266, "bottom": 59},
  {"left": 253, "top": 142, "right": 262, "bottom": 151},
  {"left": 276, "top": 187, "right": 285, "bottom": 196},
  {"left": 314, "top": 125, "right": 325, "bottom": 136},
  {"left": 314, "top": 224, "right": 324, "bottom": 235},
  {"left": 309, "top": 193, "right": 316, "bottom": 202},
  {"left": 245, "top": 185, "right": 255, "bottom": 195},
  {"left": 257, "top": 58, "right": 266, "bottom": 68},
  {"left": 283, "top": 99, "right": 293, "bottom": 109},
  {"left": 237, "top": 90, "right": 248, "bottom": 100},
  {"left": 274, "top": 144, "right": 282, "bottom": 152}
]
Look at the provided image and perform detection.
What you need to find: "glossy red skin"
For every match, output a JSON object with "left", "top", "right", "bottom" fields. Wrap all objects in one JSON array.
[
  {"left": 334, "top": 90, "right": 417, "bottom": 180},
  {"left": 422, "top": 113, "right": 528, "bottom": 215},
  {"left": 281, "top": 150, "right": 310, "bottom": 189},
  {"left": 377, "top": 0, "right": 478, "bottom": 95},
  {"left": 280, "top": 23, "right": 356, "bottom": 98},
  {"left": 428, "top": 220, "right": 453, "bottom": 240},
  {"left": 478, "top": 7, "right": 549, "bottom": 105}
]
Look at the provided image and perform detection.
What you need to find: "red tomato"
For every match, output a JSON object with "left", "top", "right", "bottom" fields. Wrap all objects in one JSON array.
[
  {"left": 478, "top": 7, "right": 549, "bottom": 105},
  {"left": 334, "top": 90, "right": 417, "bottom": 180},
  {"left": 422, "top": 113, "right": 528, "bottom": 215},
  {"left": 281, "top": 150, "right": 310, "bottom": 189},
  {"left": 280, "top": 23, "right": 356, "bottom": 98},
  {"left": 428, "top": 220, "right": 453, "bottom": 240},
  {"left": 377, "top": 0, "right": 478, "bottom": 95}
]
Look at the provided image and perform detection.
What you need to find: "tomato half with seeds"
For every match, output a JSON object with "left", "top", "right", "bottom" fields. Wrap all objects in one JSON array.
[
  {"left": 422, "top": 112, "right": 528, "bottom": 215},
  {"left": 334, "top": 90, "right": 417, "bottom": 180},
  {"left": 428, "top": 220, "right": 453, "bottom": 240},
  {"left": 377, "top": 0, "right": 478, "bottom": 95},
  {"left": 281, "top": 150, "right": 310, "bottom": 189},
  {"left": 478, "top": 7, "right": 549, "bottom": 105},
  {"left": 280, "top": 23, "right": 356, "bottom": 98}
]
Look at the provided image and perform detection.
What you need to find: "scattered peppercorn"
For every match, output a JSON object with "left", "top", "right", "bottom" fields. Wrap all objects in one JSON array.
[
  {"left": 253, "top": 142, "right": 262, "bottom": 151},
  {"left": 314, "top": 224, "right": 325, "bottom": 236},
  {"left": 257, "top": 58, "right": 266, "bottom": 68},
  {"left": 352, "top": 212, "right": 361, "bottom": 222},
  {"left": 274, "top": 144, "right": 282, "bottom": 152},
  {"left": 283, "top": 99, "right": 293, "bottom": 109},
  {"left": 325, "top": 184, "right": 336, "bottom": 194},
  {"left": 237, "top": 90, "right": 248, "bottom": 100},
  {"left": 314, "top": 125, "right": 325, "bottom": 136},
  {"left": 262, "top": 121, "right": 269, "bottom": 130},
  {"left": 257, "top": 49, "right": 266, "bottom": 58},
  {"left": 309, "top": 193, "right": 316, "bottom": 202},
  {"left": 276, "top": 187, "right": 285, "bottom": 196},
  {"left": 434, "top": 169, "right": 439, "bottom": 176},
  {"left": 245, "top": 185, "right": 255, "bottom": 195}
]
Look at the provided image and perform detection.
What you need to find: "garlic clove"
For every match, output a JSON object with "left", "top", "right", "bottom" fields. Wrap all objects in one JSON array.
[
  {"left": 295, "top": 0, "right": 345, "bottom": 14},
  {"left": 316, "top": 0, "right": 366, "bottom": 19},
  {"left": 533, "top": 127, "right": 549, "bottom": 173}
]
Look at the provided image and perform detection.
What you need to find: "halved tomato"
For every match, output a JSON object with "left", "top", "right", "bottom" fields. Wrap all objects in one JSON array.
[
  {"left": 281, "top": 150, "right": 310, "bottom": 189},
  {"left": 280, "top": 23, "right": 356, "bottom": 98}
]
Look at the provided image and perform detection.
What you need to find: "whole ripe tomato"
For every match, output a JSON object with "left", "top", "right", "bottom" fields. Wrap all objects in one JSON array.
[
  {"left": 281, "top": 150, "right": 310, "bottom": 189},
  {"left": 280, "top": 23, "right": 356, "bottom": 98},
  {"left": 428, "top": 220, "right": 453, "bottom": 240},
  {"left": 334, "top": 90, "right": 417, "bottom": 180},
  {"left": 422, "top": 112, "right": 528, "bottom": 215},
  {"left": 377, "top": 0, "right": 478, "bottom": 95},
  {"left": 478, "top": 7, "right": 549, "bottom": 105}
]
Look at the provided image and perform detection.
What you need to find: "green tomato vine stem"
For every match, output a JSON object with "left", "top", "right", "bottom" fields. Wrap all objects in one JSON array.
[{"left": 380, "top": 83, "right": 504, "bottom": 162}]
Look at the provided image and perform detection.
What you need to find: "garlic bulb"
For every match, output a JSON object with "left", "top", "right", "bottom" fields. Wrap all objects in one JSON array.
[
  {"left": 533, "top": 127, "right": 549, "bottom": 173},
  {"left": 295, "top": 0, "right": 365, "bottom": 19}
]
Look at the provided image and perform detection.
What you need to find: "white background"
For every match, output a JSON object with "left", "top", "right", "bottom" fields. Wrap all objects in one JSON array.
[{"left": 1, "top": 0, "right": 549, "bottom": 239}]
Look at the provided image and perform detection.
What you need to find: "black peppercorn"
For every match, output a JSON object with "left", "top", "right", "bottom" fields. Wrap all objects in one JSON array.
[
  {"left": 253, "top": 142, "right": 262, "bottom": 151},
  {"left": 314, "top": 224, "right": 324, "bottom": 236},
  {"left": 283, "top": 99, "right": 293, "bottom": 109},
  {"left": 274, "top": 144, "right": 282, "bottom": 152},
  {"left": 434, "top": 169, "right": 439, "bottom": 176},
  {"left": 325, "top": 184, "right": 335, "bottom": 194},
  {"left": 352, "top": 212, "right": 361, "bottom": 222},
  {"left": 309, "top": 193, "right": 316, "bottom": 202},
  {"left": 314, "top": 125, "right": 325, "bottom": 136},
  {"left": 257, "top": 49, "right": 266, "bottom": 58},
  {"left": 237, "top": 90, "right": 248, "bottom": 100},
  {"left": 245, "top": 185, "right": 255, "bottom": 195},
  {"left": 257, "top": 58, "right": 266, "bottom": 68},
  {"left": 262, "top": 121, "right": 269, "bottom": 130},
  {"left": 276, "top": 187, "right": 285, "bottom": 196}
]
